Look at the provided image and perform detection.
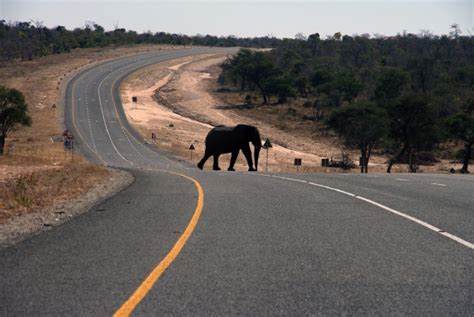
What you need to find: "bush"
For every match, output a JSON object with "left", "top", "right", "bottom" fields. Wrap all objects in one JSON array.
[
  {"left": 415, "top": 151, "right": 440, "bottom": 165},
  {"left": 245, "top": 94, "right": 252, "bottom": 105},
  {"left": 328, "top": 152, "right": 356, "bottom": 170}
]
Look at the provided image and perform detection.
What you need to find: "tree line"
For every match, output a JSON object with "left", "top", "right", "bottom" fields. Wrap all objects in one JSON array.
[
  {"left": 219, "top": 28, "right": 473, "bottom": 173},
  {"left": 0, "top": 20, "right": 280, "bottom": 61}
]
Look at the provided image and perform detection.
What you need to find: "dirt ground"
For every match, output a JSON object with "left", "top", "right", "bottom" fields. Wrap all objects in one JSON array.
[
  {"left": 121, "top": 53, "right": 460, "bottom": 174},
  {"left": 0, "top": 44, "right": 183, "bottom": 246}
]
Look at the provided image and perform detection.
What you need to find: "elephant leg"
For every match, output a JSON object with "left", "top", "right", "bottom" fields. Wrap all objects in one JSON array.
[
  {"left": 228, "top": 149, "right": 239, "bottom": 171},
  {"left": 213, "top": 154, "right": 221, "bottom": 171},
  {"left": 197, "top": 150, "right": 212, "bottom": 170},
  {"left": 241, "top": 143, "right": 255, "bottom": 171}
]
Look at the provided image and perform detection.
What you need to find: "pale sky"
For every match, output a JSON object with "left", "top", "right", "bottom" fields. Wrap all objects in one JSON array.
[{"left": 1, "top": 1, "right": 472, "bottom": 38}]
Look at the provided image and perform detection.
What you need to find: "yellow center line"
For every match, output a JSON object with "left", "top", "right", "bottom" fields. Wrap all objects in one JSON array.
[{"left": 114, "top": 171, "right": 205, "bottom": 316}]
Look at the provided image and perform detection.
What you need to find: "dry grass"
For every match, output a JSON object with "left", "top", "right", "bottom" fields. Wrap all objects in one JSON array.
[
  {"left": 0, "top": 44, "right": 182, "bottom": 222},
  {"left": 0, "top": 162, "right": 108, "bottom": 224}
]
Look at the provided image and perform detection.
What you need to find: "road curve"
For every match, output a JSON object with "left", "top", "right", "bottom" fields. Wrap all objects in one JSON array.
[{"left": 1, "top": 48, "right": 473, "bottom": 316}]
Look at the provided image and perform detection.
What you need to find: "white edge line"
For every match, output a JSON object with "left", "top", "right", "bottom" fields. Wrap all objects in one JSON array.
[
  {"left": 308, "top": 182, "right": 356, "bottom": 197},
  {"left": 258, "top": 174, "right": 473, "bottom": 250},
  {"left": 431, "top": 183, "right": 447, "bottom": 187},
  {"left": 97, "top": 76, "right": 134, "bottom": 165}
]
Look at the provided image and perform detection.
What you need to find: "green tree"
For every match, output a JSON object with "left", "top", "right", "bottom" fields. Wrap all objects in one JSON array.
[
  {"left": 265, "top": 77, "right": 295, "bottom": 104},
  {"left": 221, "top": 49, "right": 277, "bottom": 104},
  {"left": 385, "top": 95, "right": 440, "bottom": 173},
  {"left": 446, "top": 112, "right": 474, "bottom": 173},
  {"left": 316, "top": 73, "right": 363, "bottom": 106},
  {"left": 0, "top": 86, "right": 32, "bottom": 155},
  {"left": 244, "top": 51, "right": 277, "bottom": 104},
  {"left": 335, "top": 73, "right": 364, "bottom": 104},
  {"left": 327, "top": 102, "right": 388, "bottom": 173},
  {"left": 374, "top": 67, "right": 410, "bottom": 102},
  {"left": 307, "top": 33, "right": 320, "bottom": 56}
]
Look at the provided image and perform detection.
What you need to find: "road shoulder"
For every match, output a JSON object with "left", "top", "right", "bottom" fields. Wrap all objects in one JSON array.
[{"left": 0, "top": 167, "right": 134, "bottom": 249}]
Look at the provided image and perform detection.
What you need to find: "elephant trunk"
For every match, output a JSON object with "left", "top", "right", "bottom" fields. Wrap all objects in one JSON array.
[
  {"left": 254, "top": 143, "right": 261, "bottom": 171},
  {"left": 251, "top": 126, "right": 262, "bottom": 172}
]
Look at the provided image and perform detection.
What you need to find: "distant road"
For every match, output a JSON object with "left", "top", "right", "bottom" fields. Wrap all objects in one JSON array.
[{"left": 1, "top": 48, "right": 473, "bottom": 316}]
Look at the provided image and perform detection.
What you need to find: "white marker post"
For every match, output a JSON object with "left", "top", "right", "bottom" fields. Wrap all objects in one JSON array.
[{"left": 189, "top": 144, "right": 195, "bottom": 161}]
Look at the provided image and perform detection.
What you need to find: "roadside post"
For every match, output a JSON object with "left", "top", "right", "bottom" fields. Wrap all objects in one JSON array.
[
  {"left": 151, "top": 132, "right": 157, "bottom": 143},
  {"left": 262, "top": 138, "right": 272, "bottom": 172},
  {"left": 189, "top": 144, "right": 195, "bottom": 160},
  {"left": 294, "top": 158, "right": 302, "bottom": 173},
  {"left": 63, "top": 130, "right": 75, "bottom": 161},
  {"left": 132, "top": 96, "right": 138, "bottom": 109},
  {"left": 322, "top": 158, "right": 329, "bottom": 167},
  {"left": 322, "top": 158, "right": 329, "bottom": 173}
]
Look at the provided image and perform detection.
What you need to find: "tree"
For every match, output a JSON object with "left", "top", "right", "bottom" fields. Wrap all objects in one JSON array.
[
  {"left": 334, "top": 73, "right": 364, "bottom": 104},
  {"left": 0, "top": 86, "right": 32, "bottom": 155},
  {"left": 446, "top": 112, "right": 474, "bottom": 173},
  {"left": 327, "top": 102, "right": 388, "bottom": 173},
  {"left": 315, "top": 72, "right": 363, "bottom": 106},
  {"left": 385, "top": 95, "right": 440, "bottom": 173},
  {"left": 374, "top": 67, "right": 410, "bottom": 102},
  {"left": 449, "top": 24, "right": 461, "bottom": 39},
  {"left": 265, "top": 77, "right": 295, "bottom": 104},
  {"left": 244, "top": 51, "right": 277, "bottom": 104},
  {"left": 220, "top": 49, "right": 277, "bottom": 104},
  {"left": 307, "top": 33, "right": 321, "bottom": 56}
]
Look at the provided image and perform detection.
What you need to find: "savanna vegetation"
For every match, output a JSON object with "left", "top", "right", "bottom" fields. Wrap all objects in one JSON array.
[
  {"left": 0, "top": 20, "right": 280, "bottom": 62},
  {"left": 219, "top": 27, "right": 474, "bottom": 173}
]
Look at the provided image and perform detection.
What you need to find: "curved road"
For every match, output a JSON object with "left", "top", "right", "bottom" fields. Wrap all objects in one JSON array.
[{"left": 1, "top": 48, "right": 473, "bottom": 316}]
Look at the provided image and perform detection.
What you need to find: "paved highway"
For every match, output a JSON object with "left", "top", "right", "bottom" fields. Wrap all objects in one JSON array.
[{"left": 1, "top": 48, "right": 473, "bottom": 316}]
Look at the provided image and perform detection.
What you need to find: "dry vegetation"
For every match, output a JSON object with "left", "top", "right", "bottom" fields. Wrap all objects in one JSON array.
[
  {"left": 0, "top": 44, "right": 180, "bottom": 224},
  {"left": 0, "top": 162, "right": 109, "bottom": 224}
]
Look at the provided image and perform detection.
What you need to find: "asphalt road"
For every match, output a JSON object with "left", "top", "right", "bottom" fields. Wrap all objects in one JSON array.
[{"left": 1, "top": 48, "right": 473, "bottom": 316}]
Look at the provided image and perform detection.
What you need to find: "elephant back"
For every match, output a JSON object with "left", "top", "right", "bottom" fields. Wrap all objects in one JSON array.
[
  {"left": 205, "top": 126, "right": 233, "bottom": 150},
  {"left": 212, "top": 125, "right": 233, "bottom": 132}
]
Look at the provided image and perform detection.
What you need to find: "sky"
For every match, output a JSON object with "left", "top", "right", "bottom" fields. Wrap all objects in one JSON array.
[{"left": 1, "top": 1, "right": 472, "bottom": 38}]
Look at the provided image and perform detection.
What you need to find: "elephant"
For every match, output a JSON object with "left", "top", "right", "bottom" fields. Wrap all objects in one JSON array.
[{"left": 197, "top": 124, "right": 262, "bottom": 171}]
